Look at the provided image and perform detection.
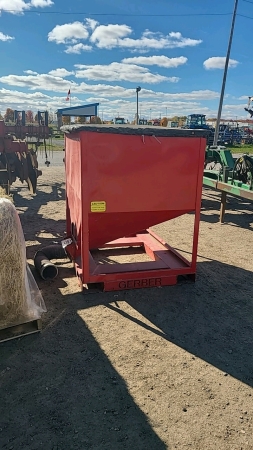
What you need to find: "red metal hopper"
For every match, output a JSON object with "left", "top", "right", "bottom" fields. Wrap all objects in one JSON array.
[{"left": 63, "top": 125, "right": 207, "bottom": 291}]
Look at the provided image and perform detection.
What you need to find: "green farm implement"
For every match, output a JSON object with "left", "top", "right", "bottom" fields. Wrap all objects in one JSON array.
[{"left": 203, "top": 146, "right": 253, "bottom": 222}]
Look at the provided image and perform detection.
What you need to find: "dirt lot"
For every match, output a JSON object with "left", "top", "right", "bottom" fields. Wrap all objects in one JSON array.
[{"left": 1, "top": 153, "right": 253, "bottom": 450}]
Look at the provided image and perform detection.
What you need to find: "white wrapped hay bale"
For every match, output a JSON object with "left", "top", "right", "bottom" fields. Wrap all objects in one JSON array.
[{"left": 0, "top": 198, "right": 46, "bottom": 329}]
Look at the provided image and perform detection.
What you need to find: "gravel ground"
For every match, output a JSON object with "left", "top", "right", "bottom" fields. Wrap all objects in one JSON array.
[{"left": 0, "top": 156, "right": 253, "bottom": 450}]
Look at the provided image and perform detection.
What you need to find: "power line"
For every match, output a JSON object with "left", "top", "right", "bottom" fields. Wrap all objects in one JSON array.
[
  {"left": 0, "top": 10, "right": 232, "bottom": 17},
  {"left": 238, "top": 13, "right": 253, "bottom": 19},
  {"left": 242, "top": 0, "right": 253, "bottom": 4}
]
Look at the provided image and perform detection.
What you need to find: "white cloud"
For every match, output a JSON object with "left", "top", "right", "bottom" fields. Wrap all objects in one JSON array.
[
  {"left": 88, "top": 100, "right": 223, "bottom": 122},
  {"left": 239, "top": 96, "right": 250, "bottom": 100},
  {"left": 48, "top": 68, "right": 74, "bottom": 77},
  {"left": 122, "top": 55, "right": 187, "bottom": 68},
  {"left": 85, "top": 97, "right": 110, "bottom": 103},
  {"left": 24, "top": 69, "right": 38, "bottom": 74},
  {"left": 90, "top": 24, "right": 132, "bottom": 48},
  {"left": 90, "top": 26, "right": 202, "bottom": 50},
  {"left": 1, "top": 83, "right": 235, "bottom": 122},
  {"left": 0, "top": 0, "right": 53, "bottom": 14},
  {"left": 0, "top": 72, "right": 220, "bottom": 104},
  {"left": 223, "top": 103, "right": 247, "bottom": 111},
  {"left": 0, "top": 0, "right": 30, "bottom": 14},
  {"left": 0, "top": 73, "right": 76, "bottom": 93},
  {"left": 141, "top": 89, "right": 220, "bottom": 101},
  {"left": 74, "top": 62, "right": 176, "bottom": 84},
  {"left": 0, "top": 31, "right": 14, "bottom": 41},
  {"left": 168, "top": 77, "right": 180, "bottom": 83},
  {"left": 0, "top": 86, "right": 215, "bottom": 120},
  {"left": 0, "top": 73, "right": 132, "bottom": 98},
  {"left": 48, "top": 22, "right": 89, "bottom": 44},
  {"left": 0, "top": 88, "right": 82, "bottom": 112},
  {"left": 64, "top": 43, "right": 92, "bottom": 54},
  {"left": 203, "top": 57, "right": 239, "bottom": 70},
  {"left": 113, "top": 99, "right": 202, "bottom": 110},
  {"left": 85, "top": 18, "right": 98, "bottom": 31},
  {"left": 47, "top": 19, "right": 202, "bottom": 53},
  {"left": 30, "top": 0, "right": 53, "bottom": 6}
]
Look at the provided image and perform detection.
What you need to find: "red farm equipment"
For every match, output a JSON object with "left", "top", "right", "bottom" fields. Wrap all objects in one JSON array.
[
  {"left": 0, "top": 111, "right": 51, "bottom": 194},
  {"left": 62, "top": 124, "right": 208, "bottom": 292}
]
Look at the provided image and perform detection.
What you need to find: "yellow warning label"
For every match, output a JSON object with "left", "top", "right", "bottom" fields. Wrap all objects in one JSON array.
[{"left": 91, "top": 201, "right": 106, "bottom": 212}]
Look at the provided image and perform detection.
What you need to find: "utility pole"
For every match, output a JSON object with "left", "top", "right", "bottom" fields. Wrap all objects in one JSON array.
[
  {"left": 213, "top": 0, "right": 238, "bottom": 146},
  {"left": 136, "top": 86, "right": 141, "bottom": 125}
]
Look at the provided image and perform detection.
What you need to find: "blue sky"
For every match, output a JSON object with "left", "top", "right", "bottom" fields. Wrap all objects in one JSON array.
[{"left": 0, "top": 0, "right": 253, "bottom": 121}]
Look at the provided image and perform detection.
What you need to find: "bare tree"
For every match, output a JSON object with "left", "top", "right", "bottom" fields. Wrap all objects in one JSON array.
[
  {"left": 26, "top": 110, "right": 34, "bottom": 123},
  {"left": 62, "top": 116, "right": 71, "bottom": 125},
  {"left": 4, "top": 108, "right": 14, "bottom": 122},
  {"left": 90, "top": 116, "right": 102, "bottom": 124},
  {"left": 77, "top": 116, "right": 87, "bottom": 124}
]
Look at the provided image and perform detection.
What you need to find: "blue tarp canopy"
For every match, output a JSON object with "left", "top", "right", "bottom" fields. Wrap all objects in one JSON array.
[{"left": 56, "top": 103, "right": 99, "bottom": 117}]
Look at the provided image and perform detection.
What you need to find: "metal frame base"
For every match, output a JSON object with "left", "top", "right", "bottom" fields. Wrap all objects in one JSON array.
[
  {"left": 73, "top": 229, "right": 196, "bottom": 292},
  {"left": 0, "top": 319, "right": 42, "bottom": 343}
]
